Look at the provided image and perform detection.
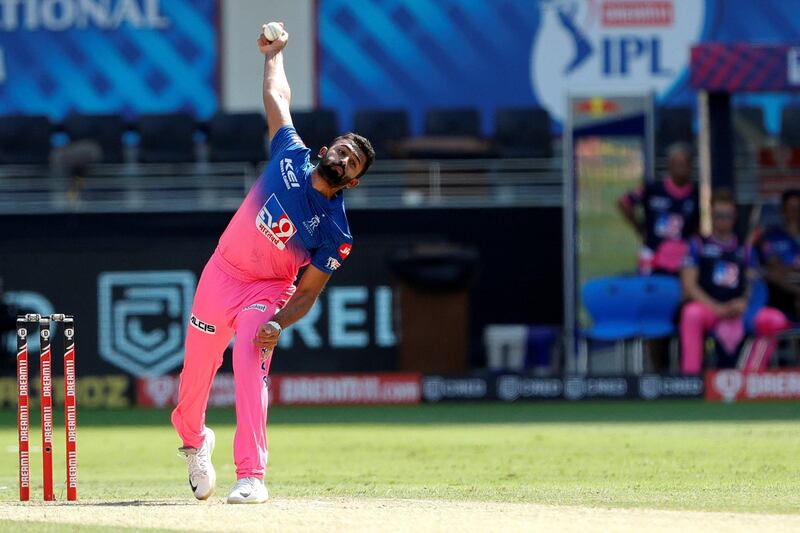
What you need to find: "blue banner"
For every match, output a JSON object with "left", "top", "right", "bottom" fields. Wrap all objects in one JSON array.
[
  {"left": 318, "top": 0, "right": 800, "bottom": 135},
  {"left": 0, "top": 0, "right": 218, "bottom": 119}
]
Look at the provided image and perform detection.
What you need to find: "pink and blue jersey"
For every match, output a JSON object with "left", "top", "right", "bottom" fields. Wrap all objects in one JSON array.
[
  {"left": 758, "top": 226, "right": 800, "bottom": 268},
  {"left": 214, "top": 125, "right": 353, "bottom": 294}
]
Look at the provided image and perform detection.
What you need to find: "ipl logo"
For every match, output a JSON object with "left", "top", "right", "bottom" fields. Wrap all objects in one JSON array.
[
  {"left": 98, "top": 271, "right": 196, "bottom": 377},
  {"left": 531, "top": 0, "right": 706, "bottom": 122}
]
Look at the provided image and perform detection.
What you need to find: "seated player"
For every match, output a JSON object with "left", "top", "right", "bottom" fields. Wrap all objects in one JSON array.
[
  {"left": 618, "top": 142, "right": 700, "bottom": 275},
  {"left": 680, "top": 189, "right": 790, "bottom": 374},
  {"left": 755, "top": 189, "right": 800, "bottom": 322}
]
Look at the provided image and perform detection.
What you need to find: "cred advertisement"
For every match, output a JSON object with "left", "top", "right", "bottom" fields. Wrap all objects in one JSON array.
[
  {"left": 136, "top": 373, "right": 421, "bottom": 407},
  {"left": 706, "top": 370, "right": 800, "bottom": 402}
]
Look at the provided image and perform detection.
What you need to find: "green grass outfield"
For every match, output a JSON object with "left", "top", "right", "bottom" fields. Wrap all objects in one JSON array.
[{"left": 0, "top": 401, "right": 798, "bottom": 514}]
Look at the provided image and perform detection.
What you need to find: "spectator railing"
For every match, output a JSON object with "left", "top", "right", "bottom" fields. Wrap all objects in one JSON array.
[{"left": 0, "top": 158, "right": 563, "bottom": 213}]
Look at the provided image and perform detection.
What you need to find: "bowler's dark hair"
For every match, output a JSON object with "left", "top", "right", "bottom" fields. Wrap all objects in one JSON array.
[
  {"left": 334, "top": 132, "right": 375, "bottom": 179},
  {"left": 781, "top": 188, "right": 800, "bottom": 207}
]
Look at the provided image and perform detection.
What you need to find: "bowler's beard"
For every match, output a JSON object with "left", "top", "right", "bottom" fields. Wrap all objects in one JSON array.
[{"left": 318, "top": 158, "right": 349, "bottom": 188}]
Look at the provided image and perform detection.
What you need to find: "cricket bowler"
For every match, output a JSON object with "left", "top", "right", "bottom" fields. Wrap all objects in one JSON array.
[{"left": 170, "top": 22, "right": 375, "bottom": 503}]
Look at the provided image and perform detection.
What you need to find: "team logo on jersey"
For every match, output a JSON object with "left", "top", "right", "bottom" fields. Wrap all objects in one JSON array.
[
  {"left": 303, "top": 215, "right": 321, "bottom": 235},
  {"left": 338, "top": 243, "right": 352, "bottom": 260},
  {"left": 654, "top": 213, "right": 683, "bottom": 239},
  {"left": 256, "top": 194, "right": 297, "bottom": 250},
  {"left": 326, "top": 257, "right": 342, "bottom": 271},
  {"left": 281, "top": 158, "right": 300, "bottom": 189},
  {"left": 712, "top": 261, "right": 739, "bottom": 288}
]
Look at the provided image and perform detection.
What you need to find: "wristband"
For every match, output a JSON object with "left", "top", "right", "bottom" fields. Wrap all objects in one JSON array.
[{"left": 267, "top": 320, "right": 282, "bottom": 332}]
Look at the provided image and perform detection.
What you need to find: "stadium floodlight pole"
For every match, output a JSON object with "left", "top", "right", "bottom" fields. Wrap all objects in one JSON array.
[
  {"left": 16, "top": 317, "right": 30, "bottom": 501},
  {"left": 39, "top": 315, "right": 54, "bottom": 501}
]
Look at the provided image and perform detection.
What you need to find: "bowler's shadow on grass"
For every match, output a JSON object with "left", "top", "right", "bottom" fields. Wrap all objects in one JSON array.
[{"left": 52, "top": 500, "right": 199, "bottom": 507}]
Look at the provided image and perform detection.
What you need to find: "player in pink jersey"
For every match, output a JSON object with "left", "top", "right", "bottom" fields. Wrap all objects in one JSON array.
[{"left": 171, "top": 23, "right": 374, "bottom": 503}]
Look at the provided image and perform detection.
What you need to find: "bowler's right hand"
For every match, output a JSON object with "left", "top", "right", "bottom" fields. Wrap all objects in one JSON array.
[{"left": 257, "top": 22, "right": 289, "bottom": 56}]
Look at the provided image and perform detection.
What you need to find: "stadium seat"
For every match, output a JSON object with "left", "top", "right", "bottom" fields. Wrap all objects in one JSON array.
[
  {"left": 62, "top": 114, "right": 126, "bottom": 163},
  {"left": 780, "top": 105, "right": 800, "bottom": 146},
  {"left": 289, "top": 109, "right": 340, "bottom": 153},
  {"left": 494, "top": 107, "right": 553, "bottom": 158},
  {"left": 207, "top": 112, "right": 267, "bottom": 163},
  {"left": 424, "top": 108, "right": 481, "bottom": 137},
  {"left": 635, "top": 275, "right": 682, "bottom": 373},
  {"left": 137, "top": 113, "right": 197, "bottom": 163},
  {"left": 0, "top": 115, "right": 52, "bottom": 164},
  {"left": 655, "top": 106, "right": 694, "bottom": 156},
  {"left": 353, "top": 109, "right": 410, "bottom": 158},
  {"left": 578, "top": 276, "right": 642, "bottom": 374}
]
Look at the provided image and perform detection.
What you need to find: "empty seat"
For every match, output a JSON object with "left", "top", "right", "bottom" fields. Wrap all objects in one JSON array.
[
  {"left": 62, "top": 114, "right": 125, "bottom": 163},
  {"left": 290, "top": 109, "right": 340, "bottom": 153},
  {"left": 656, "top": 106, "right": 693, "bottom": 156},
  {"left": 424, "top": 108, "right": 480, "bottom": 137},
  {"left": 137, "top": 113, "right": 196, "bottom": 163},
  {"left": 353, "top": 109, "right": 409, "bottom": 158},
  {"left": 494, "top": 107, "right": 552, "bottom": 158},
  {"left": 780, "top": 105, "right": 800, "bottom": 146},
  {"left": 208, "top": 112, "right": 267, "bottom": 163},
  {"left": 0, "top": 115, "right": 51, "bottom": 164}
]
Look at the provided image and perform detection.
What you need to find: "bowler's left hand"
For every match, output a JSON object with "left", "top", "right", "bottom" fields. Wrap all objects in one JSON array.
[{"left": 253, "top": 322, "right": 281, "bottom": 352}]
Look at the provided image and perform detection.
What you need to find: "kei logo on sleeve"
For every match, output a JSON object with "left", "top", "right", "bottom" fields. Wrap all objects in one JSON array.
[{"left": 256, "top": 194, "right": 297, "bottom": 250}]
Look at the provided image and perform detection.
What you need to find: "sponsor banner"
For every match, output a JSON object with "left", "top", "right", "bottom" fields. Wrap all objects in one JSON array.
[
  {"left": 137, "top": 372, "right": 421, "bottom": 407},
  {"left": 320, "top": 0, "right": 800, "bottom": 135},
  {"left": 0, "top": 375, "right": 132, "bottom": 408},
  {"left": 136, "top": 373, "right": 236, "bottom": 408},
  {"left": 422, "top": 375, "right": 704, "bottom": 402},
  {"left": 422, "top": 376, "right": 493, "bottom": 402},
  {"left": 637, "top": 375, "right": 704, "bottom": 400},
  {"left": 273, "top": 373, "right": 421, "bottom": 405},
  {"left": 706, "top": 370, "right": 800, "bottom": 402}
]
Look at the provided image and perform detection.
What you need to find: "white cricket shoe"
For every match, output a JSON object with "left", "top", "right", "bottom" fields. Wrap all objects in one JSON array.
[
  {"left": 179, "top": 427, "right": 216, "bottom": 500},
  {"left": 227, "top": 477, "right": 269, "bottom": 504}
]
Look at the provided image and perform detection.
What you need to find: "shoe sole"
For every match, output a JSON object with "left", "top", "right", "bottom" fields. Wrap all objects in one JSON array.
[
  {"left": 226, "top": 495, "right": 269, "bottom": 504},
  {"left": 194, "top": 429, "right": 217, "bottom": 501}
]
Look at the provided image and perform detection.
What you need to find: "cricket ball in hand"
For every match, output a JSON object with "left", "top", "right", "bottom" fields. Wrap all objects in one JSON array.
[{"left": 262, "top": 22, "right": 283, "bottom": 42}]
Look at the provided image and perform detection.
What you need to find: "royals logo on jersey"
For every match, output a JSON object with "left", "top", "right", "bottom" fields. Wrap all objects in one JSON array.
[
  {"left": 712, "top": 261, "right": 739, "bottom": 288},
  {"left": 256, "top": 194, "right": 297, "bottom": 250},
  {"left": 654, "top": 213, "right": 684, "bottom": 239}
]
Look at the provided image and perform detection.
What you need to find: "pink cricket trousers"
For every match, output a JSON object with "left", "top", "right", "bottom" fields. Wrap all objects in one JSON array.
[
  {"left": 171, "top": 255, "right": 292, "bottom": 479},
  {"left": 680, "top": 301, "right": 790, "bottom": 374}
]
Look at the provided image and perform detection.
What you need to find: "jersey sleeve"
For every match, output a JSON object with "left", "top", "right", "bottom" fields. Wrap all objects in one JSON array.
[
  {"left": 757, "top": 228, "right": 781, "bottom": 262},
  {"left": 270, "top": 125, "right": 306, "bottom": 159},
  {"left": 621, "top": 185, "right": 645, "bottom": 208},
  {"left": 683, "top": 237, "right": 701, "bottom": 268},
  {"left": 310, "top": 240, "right": 353, "bottom": 275}
]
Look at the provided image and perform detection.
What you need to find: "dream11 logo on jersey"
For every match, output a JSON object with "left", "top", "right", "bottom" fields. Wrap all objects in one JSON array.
[
  {"left": 531, "top": 0, "right": 706, "bottom": 122},
  {"left": 256, "top": 194, "right": 297, "bottom": 250}
]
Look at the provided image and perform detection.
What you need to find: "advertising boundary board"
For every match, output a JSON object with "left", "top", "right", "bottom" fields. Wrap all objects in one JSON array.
[{"left": 705, "top": 369, "right": 800, "bottom": 402}]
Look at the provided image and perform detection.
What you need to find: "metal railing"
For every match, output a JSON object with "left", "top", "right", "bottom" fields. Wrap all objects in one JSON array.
[
  {"left": 0, "top": 158, "right": 564, "bottom": 214},
  {"left": 0, "top": 154, "right": 789, "bottom": 214}
]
